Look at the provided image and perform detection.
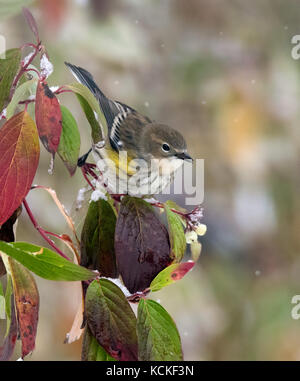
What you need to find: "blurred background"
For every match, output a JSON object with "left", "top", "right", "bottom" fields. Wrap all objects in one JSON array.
[{"left": 1, "top": 0, "right": 300, "bottom": 360}]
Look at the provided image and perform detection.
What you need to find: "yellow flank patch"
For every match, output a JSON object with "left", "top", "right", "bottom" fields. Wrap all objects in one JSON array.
[{"left": 105, "top": 148, "right": 137, "bottom": 176}]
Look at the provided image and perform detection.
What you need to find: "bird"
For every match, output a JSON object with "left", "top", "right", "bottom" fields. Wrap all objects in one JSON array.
[{"left": 65, "top": 62, "right": 192, "bottom": 196}]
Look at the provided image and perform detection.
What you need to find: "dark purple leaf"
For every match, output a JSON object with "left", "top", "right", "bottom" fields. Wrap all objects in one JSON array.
[{"left": 115, "top": 196, "right": 171, "bottom": 293}]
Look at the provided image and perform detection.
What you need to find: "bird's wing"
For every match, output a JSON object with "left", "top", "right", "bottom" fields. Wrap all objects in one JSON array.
[{"left": 109, "top": 100, "right": 136, "bottom": 150}]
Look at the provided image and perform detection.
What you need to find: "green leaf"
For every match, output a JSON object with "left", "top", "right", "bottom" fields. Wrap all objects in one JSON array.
[
  {"left": 137, "top": 299, "right": 183, "bottom": 361},
  {"left": 66, "top": 82, "right": 107, "bottom": 142},
  {"left": 57, "top": 105, "right": 81, "bottom": 176},
  {"left": 75, "top": 93, "right": 102, "bottom": 143},
  {"left": 81, "top": 199, "right": 118, "bottom": 277},
  {"left": 0, "top": 282, "right": 5, "bottom": 319},
  {"left": 164, "top": 200, "right": 187, "bottom": 214},
  {"left": 164, "top": 201, "right": 186, "bottom": 262},
  {"left": 8, "top": 258, "right": 39, "bottom": 358},
  {"left": 0, "top": 241, "right": 97, "bottom": 281},
  {"left": 85, "top": 279, "right": 138, "bottom": 361},
  {"left": 6, "top": 78, "right": 37, "bottom": 119},
  {"left": 150, "top": 261, "right": 195, "bottom": 292},
  {"left": 0, "top": 48, "right": 21, "bottom": 111},
  {"left": 81, "top": 326, "right": 116, "bottom": 361}
]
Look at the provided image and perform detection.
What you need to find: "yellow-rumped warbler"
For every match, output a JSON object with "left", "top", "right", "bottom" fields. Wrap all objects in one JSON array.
[{"left": 65, "top": 62, "right": 192, "bottom": 196}]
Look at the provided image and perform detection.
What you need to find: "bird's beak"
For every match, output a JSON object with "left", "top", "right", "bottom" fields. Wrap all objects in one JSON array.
[{"left": 176, "top": 152, "right": 193, "bottom": 161}]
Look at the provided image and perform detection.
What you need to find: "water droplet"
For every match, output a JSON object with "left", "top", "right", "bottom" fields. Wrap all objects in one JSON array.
[{"left": 48, "top": 155, "right": 54, "bottom": 175}]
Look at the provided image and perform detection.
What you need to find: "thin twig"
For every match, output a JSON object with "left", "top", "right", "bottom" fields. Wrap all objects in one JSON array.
[
  {"left": 9, "top": 41, "right": 42, "bottom": 102},
  {"left": 23, "top": 199, "right": 70, "bottom": 261}
]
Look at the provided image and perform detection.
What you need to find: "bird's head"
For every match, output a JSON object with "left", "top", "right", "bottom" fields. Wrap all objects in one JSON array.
[{"left": 140, "top": 123, "right": 192, "bottom": 163}]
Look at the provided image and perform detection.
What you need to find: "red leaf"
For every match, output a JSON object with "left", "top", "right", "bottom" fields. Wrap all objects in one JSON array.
[
  {"left": 35, "top": 80, "right": 62, "bottom": 155},
  {"left": 22, "top": 7, "right": 40, "bottom": 42},
  {"left": 9, "top": 258, "right": 39, "bottom": 358},
  {"left": 150, "top": 261, "right": 195, "bottom": 292},
  {"left": 0, "top": 111, "right": 40, "bottom": 226},
  {"left": 170, "top": 261, "right": 195, "bottom": 281}
]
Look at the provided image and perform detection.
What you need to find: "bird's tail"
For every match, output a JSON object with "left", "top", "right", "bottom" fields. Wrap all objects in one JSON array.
[
  {"left": 65, "top": 62, "right": 105, "bottom": 98},
  {"left": 65, "top": 62, "right": 116, "bottom": 127},
  {"left": 65, "top": 62, "right": 106, "bottom": 98}
]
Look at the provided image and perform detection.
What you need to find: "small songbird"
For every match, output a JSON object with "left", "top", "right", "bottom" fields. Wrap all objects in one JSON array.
[{"left": 65, "top": 62, "right": 192, "bottom": 196}]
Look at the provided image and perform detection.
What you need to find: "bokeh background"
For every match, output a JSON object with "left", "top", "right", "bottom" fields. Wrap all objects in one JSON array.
[{"left": 1, "top": 0, "right": 300, "bottom": 360}]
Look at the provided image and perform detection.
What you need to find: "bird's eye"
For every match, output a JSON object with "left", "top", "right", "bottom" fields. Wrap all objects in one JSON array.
[{"left": 162, "top": 143, "right": 170, "bottom": 152}]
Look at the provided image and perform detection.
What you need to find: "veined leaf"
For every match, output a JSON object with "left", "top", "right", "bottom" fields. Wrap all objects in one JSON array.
[
  {"left": 150, "top": 261, "right": 195, "bottom": 292},
  {"left": 35, "top": 80, "right": 62, "bottom": 155},
  {"left": 75, "top": 93, "right": 103, "bottom": 144},
  {"left": 81, "top": 199, "right": 118, "bottom": 278},
  {"left": 57, "top": 105, "right": 81, "bottom": 176},
  {"left": 115, "top": 196, "right": 171, "bottom": 294},
  {"left": 8, "top": 258, "right": 39, "bottom": 358},
  {"left": 81, "top": 326, "right": 116, "bottom": 361},
  {"left": 163, "top": 200, "right": 187, "bottom": 214},
  {"left": 66, "top": 82, "right": 107, "bottom": 141},
  {"left": 6, "top": 78, "right": 37, "bottom": 119},
  {"left": 137, "top": 299, "right": 183, "bottom": 361},
  {"left": 164, "top": 201, "right": 186, "bottom": 262},
  {"left": 0, "top": 48, "right": 21, "bottom": 111},
  {"left": 85, "top": 279, "right": 138, "bottom": 361},
  {"left": 0, "top": 241, "right": 97, "bottom": 281},
  {"left": 0, "top": 111, "right": 40, "bottom": 226}
]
